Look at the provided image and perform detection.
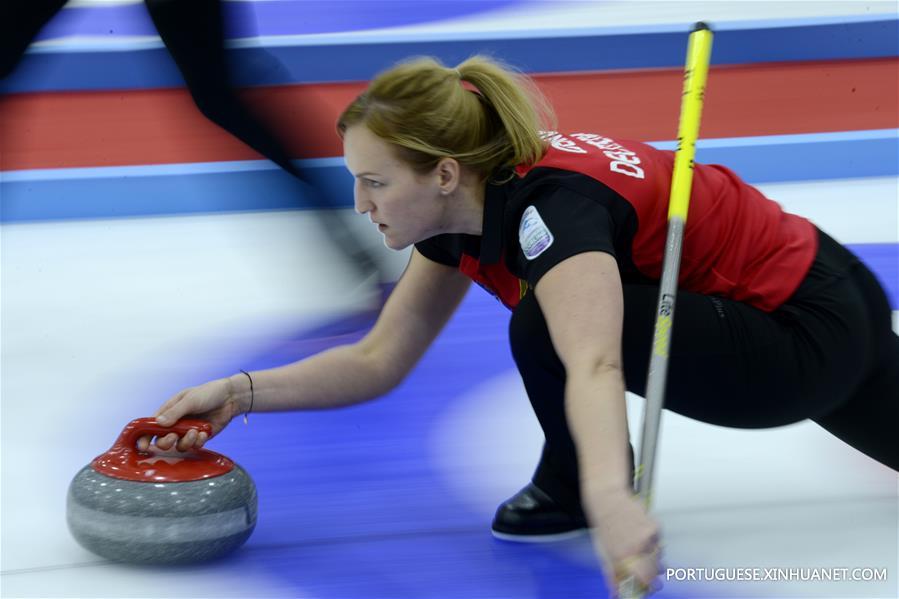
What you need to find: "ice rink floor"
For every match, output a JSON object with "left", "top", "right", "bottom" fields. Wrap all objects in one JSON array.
[{"left": 2, "top": 1, "right": 898, "bottom": 598}]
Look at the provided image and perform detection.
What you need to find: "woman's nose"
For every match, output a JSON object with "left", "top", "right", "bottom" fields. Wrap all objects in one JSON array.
[{"left": 353, "top": 184, "right": 372, "bottom": 215}]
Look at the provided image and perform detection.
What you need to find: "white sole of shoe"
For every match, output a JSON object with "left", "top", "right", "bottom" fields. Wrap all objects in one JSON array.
[{"left": 491, "top": 527, "right": 589, "bottom": 543}]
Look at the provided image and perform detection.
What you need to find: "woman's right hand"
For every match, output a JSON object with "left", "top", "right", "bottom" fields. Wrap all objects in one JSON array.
[
  {"left": 136, "top": 377, "right": 242, "bottom": 452},
  {"left": 587, "top": 487, "right": 663, "bottom": 597}
]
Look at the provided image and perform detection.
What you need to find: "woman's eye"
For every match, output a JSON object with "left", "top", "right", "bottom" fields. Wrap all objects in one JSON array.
[{"left": 365, "top": 179, "right": 383, "bottom": 188}]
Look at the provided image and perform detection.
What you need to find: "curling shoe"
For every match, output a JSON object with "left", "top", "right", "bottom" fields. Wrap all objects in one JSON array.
[{"left": 491, "top": 482, "right": 589, "bottom": 542}]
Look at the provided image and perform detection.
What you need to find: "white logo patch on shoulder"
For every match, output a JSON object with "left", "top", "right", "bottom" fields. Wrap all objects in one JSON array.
[{"left": 519, "top": 205, "right": 554, "bottom": 260}]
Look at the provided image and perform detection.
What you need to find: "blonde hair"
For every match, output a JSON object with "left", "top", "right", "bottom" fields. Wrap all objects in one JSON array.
[{"left": 337, "top": 55, "right": 555, "bottom": 179}]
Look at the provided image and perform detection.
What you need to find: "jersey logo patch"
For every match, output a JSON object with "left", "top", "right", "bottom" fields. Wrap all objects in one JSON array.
[{"left": 519, "top": 206, "right": 554, "bottom": 260}]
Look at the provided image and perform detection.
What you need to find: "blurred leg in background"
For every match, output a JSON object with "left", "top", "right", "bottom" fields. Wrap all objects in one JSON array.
[
  {"left": 144, "top": 0, "right": 382, "bottom": 284},
  {"left": 2, "top": 0, "right": 382, "bottom": 285},
  {"left": 0, "top": 0, "right": 68, "bottom": 79}
]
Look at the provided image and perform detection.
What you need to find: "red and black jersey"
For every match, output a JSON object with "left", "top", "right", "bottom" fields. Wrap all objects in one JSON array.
[{"left": 415, "top": 131, "right": 817, "bottom": 313}]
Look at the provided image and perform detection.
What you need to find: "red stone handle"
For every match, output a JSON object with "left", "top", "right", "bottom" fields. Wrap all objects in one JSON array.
[
  {"left": 114, "top": 417, "right": 213, "bottom": 452},
  {"left": 92, "top": 417, "right": 232, "bottom": 482}
]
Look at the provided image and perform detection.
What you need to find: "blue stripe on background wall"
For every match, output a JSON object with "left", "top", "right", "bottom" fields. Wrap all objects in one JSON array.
[
  {"left": 32, "top": 0, "right": 524, "bottom": 40},
  {"left": 3, "top": 18, "right": 896, "bottom": 93},
  {"left": 3, "top": 130, "right": 895, "bottom": 223}
]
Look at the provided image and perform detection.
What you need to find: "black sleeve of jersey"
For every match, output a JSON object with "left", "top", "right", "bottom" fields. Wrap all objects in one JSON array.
[
  {"left": 414, "top": 235, "right": 459, "bottom": 267},
  {"left": 514, "top": 186, "right": 618, "bottom": 288}
]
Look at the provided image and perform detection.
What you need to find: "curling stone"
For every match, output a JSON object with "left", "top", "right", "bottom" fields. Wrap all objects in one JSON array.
[{"left": 67, "top": 417, "right": 257, "bottom": 564}]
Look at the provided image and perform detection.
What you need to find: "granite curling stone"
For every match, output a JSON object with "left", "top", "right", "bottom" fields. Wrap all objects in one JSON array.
[{"left": 67, "top": 417, "right": 257, "bottom": 564}]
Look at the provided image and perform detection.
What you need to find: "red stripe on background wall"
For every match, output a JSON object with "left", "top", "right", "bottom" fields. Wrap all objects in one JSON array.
[{"left": 1, "top": 58, "right": 896, "bottom": 171}]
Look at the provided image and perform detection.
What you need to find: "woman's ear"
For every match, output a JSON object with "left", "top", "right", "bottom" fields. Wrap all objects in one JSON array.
[{"left": 436, "top": 158, "right": 461, "bottom": 196}]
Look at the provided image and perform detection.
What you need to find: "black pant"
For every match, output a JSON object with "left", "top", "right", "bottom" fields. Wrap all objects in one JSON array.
[
  {"left": 1, "top": 0, "right": 378, "bottom": 278},
  {"left": 509, "top": 229, "right": 898, "bottom": 510}
]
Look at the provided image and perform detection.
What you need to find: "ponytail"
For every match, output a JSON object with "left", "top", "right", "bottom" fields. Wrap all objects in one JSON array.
[{"left": 337, "top": 55, "right": 554, "bottom": 179}]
